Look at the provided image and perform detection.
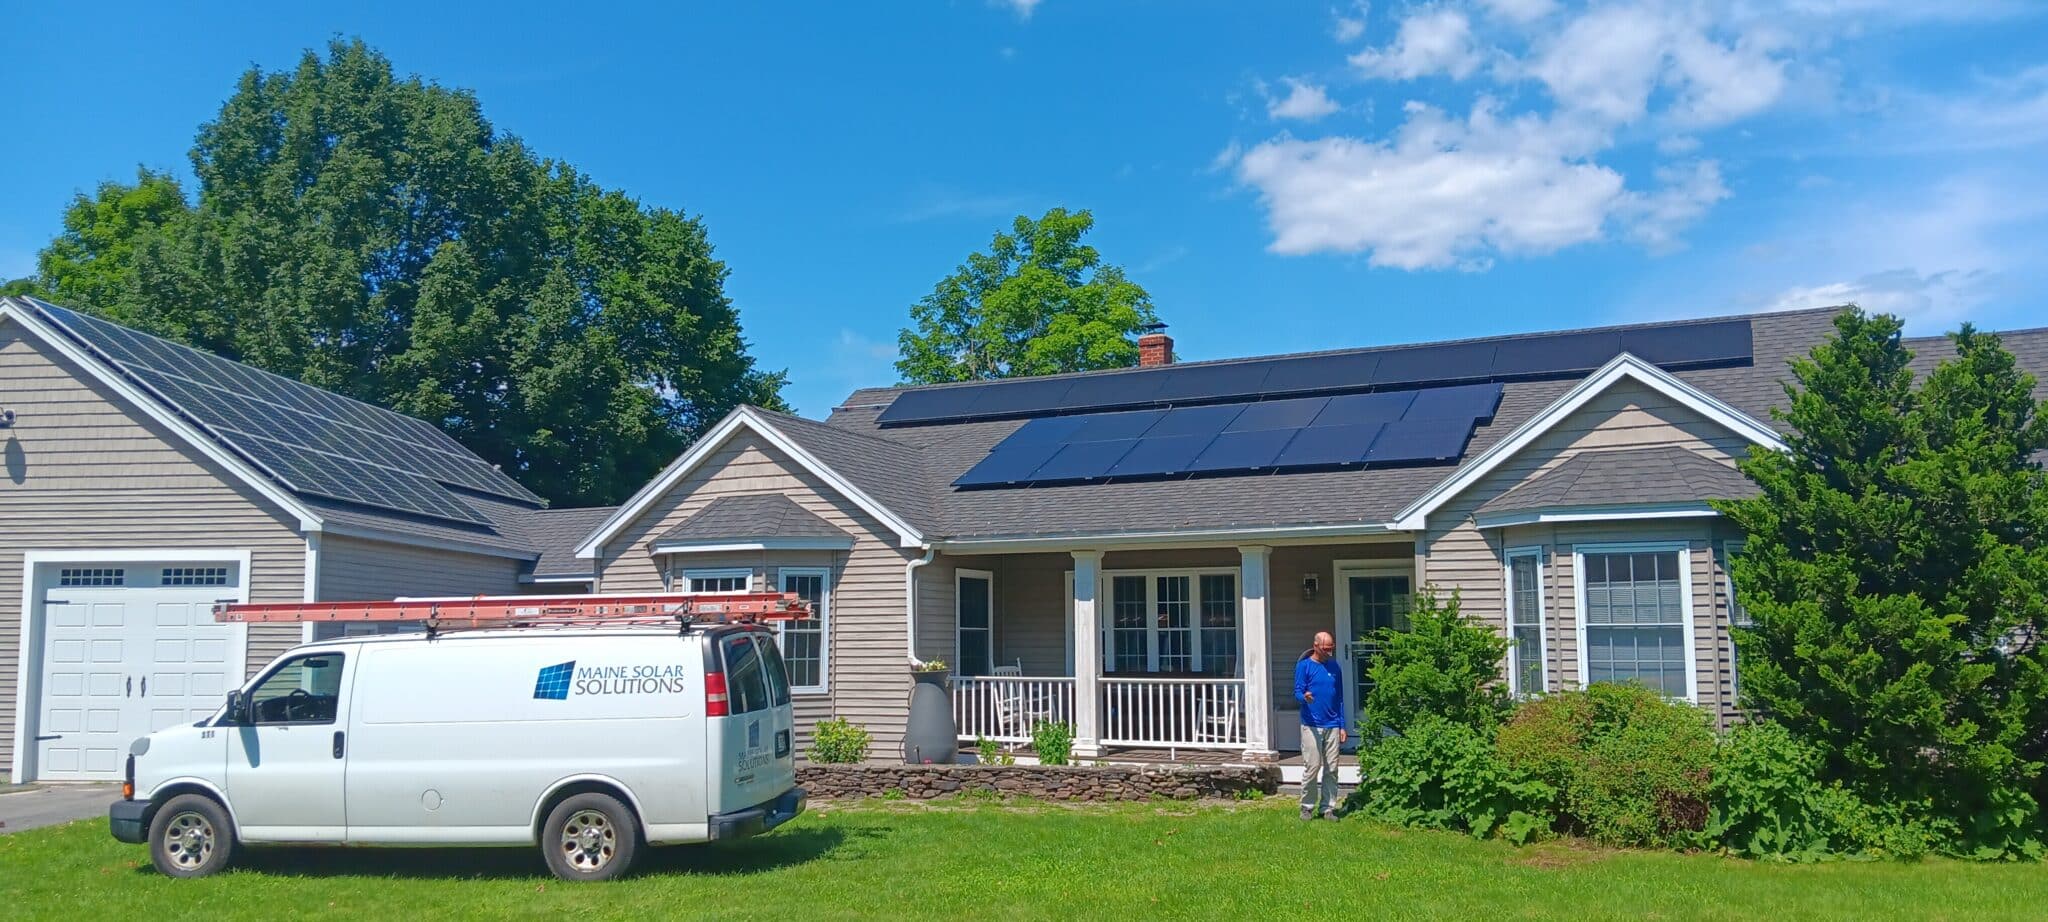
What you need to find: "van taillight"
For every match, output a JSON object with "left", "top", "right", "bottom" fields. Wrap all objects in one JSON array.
[{"left": 705, "top": 672, "right": 730, "bottom": 717}]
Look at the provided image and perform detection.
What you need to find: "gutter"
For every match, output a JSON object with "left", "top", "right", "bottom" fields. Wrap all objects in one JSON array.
[{"left": 904, "top": 544, "right": 936, "bottom": 667}]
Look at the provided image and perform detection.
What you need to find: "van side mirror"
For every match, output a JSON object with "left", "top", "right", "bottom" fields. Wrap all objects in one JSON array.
[{"left": 223, "top": 690, "right": 246, "bottom": 724}]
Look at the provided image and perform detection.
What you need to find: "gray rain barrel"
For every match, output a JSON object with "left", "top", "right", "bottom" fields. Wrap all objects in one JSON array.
[{"left": 902, "top": 669, "right": 958, "bottom": 764}]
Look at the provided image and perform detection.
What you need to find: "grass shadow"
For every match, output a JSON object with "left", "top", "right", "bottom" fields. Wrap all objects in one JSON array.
[{"left": 174, "top": 826, "right": 856, "bottom": 881}]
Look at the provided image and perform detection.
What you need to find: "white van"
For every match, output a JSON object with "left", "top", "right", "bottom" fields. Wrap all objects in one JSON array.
[{"left": 108, "top": 622, "right": 804, "bottom": 881}]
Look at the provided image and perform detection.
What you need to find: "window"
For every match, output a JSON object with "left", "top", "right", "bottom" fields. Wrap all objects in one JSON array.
[
  {"left": 721, "top": 634, "right": 771, "bottom": 715},
  {"left": 956, "top": 570, "right": 993, "bottom": 676},
  {"left": 58, "top": 568, "right": 124, "bottom": 587},
  {"left": 162, "top": 566, "right": 230, "bottom": 587},
  {"left": 1578, "top": 547, "right": 1693, "bottom": 699},
  {"left": 245, "top": 653, "right": 346, "bottom": 725},
  {"left": 1506, "top": 550, "right": 1546, "bottom": 697},
  {"left": 684, "top": 569, "right": 751, "bottom": 594},
  {"left": 1720, "top": 542, "right": 1751, "bottom": 703},
  {"left": 755, "top": 635, "right": 791, "bottom": 707},
  {"left": 1100, "top": 569, "right": 1242, "bottom": 674},
  {"left": 777, "top": 568, "right": 829, "bottom": 693}
]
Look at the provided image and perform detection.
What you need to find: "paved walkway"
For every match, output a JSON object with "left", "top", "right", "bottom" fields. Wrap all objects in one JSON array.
[{"left": 0, "top": 783, "right": 119, "bottom": 835}]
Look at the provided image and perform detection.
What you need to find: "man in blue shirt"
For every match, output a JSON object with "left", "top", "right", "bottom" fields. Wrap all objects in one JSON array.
[{"left": 1294, "top": 631, "right": 1346, "bottom": 820}]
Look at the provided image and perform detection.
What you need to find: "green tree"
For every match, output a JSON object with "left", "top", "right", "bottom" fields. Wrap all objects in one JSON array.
[
  {"left": 30, "top": 39, "right": 784, "bottom": 506},
  {"left": 895, "top": 207, "right": 1159, "bottom": 384},
  {"left": 1715, "top": 308, "right": 2048, "bottom": 857}
]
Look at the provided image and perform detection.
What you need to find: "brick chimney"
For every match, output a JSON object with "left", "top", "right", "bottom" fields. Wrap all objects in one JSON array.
[{"left": 1138, "top": 329, "right": 1174, "bottom": 368}]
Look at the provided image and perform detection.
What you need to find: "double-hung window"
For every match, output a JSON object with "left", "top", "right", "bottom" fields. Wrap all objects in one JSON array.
[
  {"left": 1720, "top": 542, "right": 1752, "bottom": 703},
  {"left": 1101, "top": 569, "right": 1240, "bottom": 675},
  {"left": 1505, "top": 549, "right": 1547, "bottom": 697},
  {"left": 956, "top": 569, "right": 994, "bottom": 676},
  {"left": 1577, "top": 546, "right": 1694, "bottom": 700},
  {"left": 777, "top": 568, "right": 830, "bottom": 694}
]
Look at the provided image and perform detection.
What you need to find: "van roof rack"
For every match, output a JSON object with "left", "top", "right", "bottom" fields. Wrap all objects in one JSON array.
[{"left": 214, "top": 592, "right": 811, "bottom": 636}]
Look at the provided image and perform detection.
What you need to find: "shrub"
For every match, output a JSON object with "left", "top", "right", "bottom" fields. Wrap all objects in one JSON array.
[
  {"left": 975, "top": 736, "right": 1015, "bottom": 766},
  {"left": 1350, "top": 715, "right": 1554, "bottom": 844},
  {"left": 1032, "top": 721, "right": 1074, "bottom": 766},
  {"left": 1706, "top": 720, "right": 1936, "bottom": 861},
  {"left": 1360, "top": 588, "right": 1510, "bottom": 737},
  {"left": 1497, "top": 684, "right": 1714, "bottom": 848},
  {"left": 808, "top": 718, "right": 871, "bottom": 764}
]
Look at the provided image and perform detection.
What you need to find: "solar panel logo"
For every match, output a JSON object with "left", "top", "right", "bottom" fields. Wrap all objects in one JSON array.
[{"left": 533, "top": 661, "right": 576, "bottom": 700}]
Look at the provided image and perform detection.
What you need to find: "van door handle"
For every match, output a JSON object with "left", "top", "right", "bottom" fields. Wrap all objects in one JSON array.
[
  {"left": 332, "top": 731, "right": 345, "bottom": 759},
  {"left": 126, "top": 676, "right": 133, "bottom": 698},
  {"left": 140, "top": 677, "right": 147, "bottom": 697}
]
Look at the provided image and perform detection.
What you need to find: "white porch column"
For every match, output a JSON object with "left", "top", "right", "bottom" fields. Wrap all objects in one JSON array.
[
  {"left": 1238, "top": 545, "right": 1278, "bottom": 761},
  {"left": 1070, "top": 550, "right": 1104, "bottom": 757}
]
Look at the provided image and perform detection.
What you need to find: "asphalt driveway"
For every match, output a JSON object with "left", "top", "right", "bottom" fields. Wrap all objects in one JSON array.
[{"left": 0, "top": 784, "right": 118, "bottom": 835}]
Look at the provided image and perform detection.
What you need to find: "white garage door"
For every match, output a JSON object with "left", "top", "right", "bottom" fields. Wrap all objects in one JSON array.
[{"left": 35, "top": 563, "right": 246, "bottom": 781}]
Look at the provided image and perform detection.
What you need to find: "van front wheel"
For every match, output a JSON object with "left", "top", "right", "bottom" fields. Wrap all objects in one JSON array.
[
  {"left": 542, "top": 793, "right": 640, "bottom": 881},
  {"left": 148, "top": 794, "right": 235, "bottom": 878}
]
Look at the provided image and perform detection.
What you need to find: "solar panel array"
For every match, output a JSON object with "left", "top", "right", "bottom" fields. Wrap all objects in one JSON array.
[
  {"left": 954, "top": 382, "right": 1502, "bottom": 488},
  {"left": 27, "top": 299, "right": 539, "bottom": 526},
  {"left": 882, "top": 318, "right": 1752, "bottom": 427}
]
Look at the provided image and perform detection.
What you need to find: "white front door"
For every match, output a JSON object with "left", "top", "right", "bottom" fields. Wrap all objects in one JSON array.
[
  {"left": 35, "top": 563, "right": 245, "bottom": 781},
  {"left": 1333, "top": 567, "right": 1413, "bottom": 737}
]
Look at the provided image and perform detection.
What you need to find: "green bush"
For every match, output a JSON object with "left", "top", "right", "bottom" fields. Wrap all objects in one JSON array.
[
  {"left": 808, "top": 718, "right": 871, "bottom": 764},
  {"left": 1360, "top": 588, "right": 1510, "bottom": 737},
  {"left": 975, "top": 736, "right": 1015, "bottom": 766},
  {"left": 1497, "top": 684, "right": 1714, "bottom": 848},
  {"left": 1032, "top": 721, "right": 1074, "bottom": 766},
  {"left": 1350, "top": 715, "right": 1554, "bottom": 844},
  {"left": 1706, "top": 720, "right": 1936, "bottom": 861}
]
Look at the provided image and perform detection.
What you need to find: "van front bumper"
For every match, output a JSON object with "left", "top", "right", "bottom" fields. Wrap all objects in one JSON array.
[
  {"left": 109, "top": 800, "right": 151, "bottom": 844},
  {"left": 709, "top": 787, "right": 806, "bottom": 841}
]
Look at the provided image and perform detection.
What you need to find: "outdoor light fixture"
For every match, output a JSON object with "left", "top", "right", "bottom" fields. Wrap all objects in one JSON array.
[
  {"left": 0, "top": 409, "right": 15, "bottom": 429},
  {"left": 1301, "top": 573, "right": 1319, "bottom": 601}
]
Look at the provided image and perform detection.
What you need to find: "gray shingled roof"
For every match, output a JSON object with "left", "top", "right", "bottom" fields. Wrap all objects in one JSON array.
[
  {"left": 521, "top": 506, "right": 617, "bottom": 578},
  {"left": 655, "top": 494, "right": 849, "bottom": 546},
  {"left": 1475, "top": 446, "right": 1759, "bottom": 516},
  {"left": 769, "top": 308, "right": 2048, "bottom": 542}
]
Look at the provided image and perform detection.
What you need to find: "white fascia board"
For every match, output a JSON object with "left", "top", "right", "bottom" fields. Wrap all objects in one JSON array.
[
  {"left": 1474, "top": 502, "right": 1721, "bottom": 529},
  {"left": 2, "top": 301, "right": 324, "bottom": 532},
  {"left": 650, "top": 537, "right": 856, "bottom": 555},
  {"left": 1391, "top": 353, "right": 1785, "bottom": 531},
  {"left": 935, "top": 521, "right": 1403, "bottom": 555},
  {"left": 519, "top": 574, "right": 595, "bottom": 585},
  {"left": 574, "top": 408, "right": 924, "bottom": 558}
]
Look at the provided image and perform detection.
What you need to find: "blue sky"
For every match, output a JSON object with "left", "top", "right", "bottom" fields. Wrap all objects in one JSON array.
[{"left": 4, "top": 1, "right": 2045, "bottom": 417}]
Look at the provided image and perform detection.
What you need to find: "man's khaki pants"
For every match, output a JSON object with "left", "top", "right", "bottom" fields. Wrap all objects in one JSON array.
[{"left": 1300, "top": 724, "right": 1341, "bottom": 813}]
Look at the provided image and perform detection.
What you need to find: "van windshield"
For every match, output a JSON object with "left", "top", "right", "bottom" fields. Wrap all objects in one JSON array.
[{"left": 721, "top": 634, "right": 771, "bottom": 715}]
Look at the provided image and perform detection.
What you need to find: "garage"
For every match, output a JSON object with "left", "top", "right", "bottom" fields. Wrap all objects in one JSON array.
[{"left": 21, "top": 554, "right": 249, "bottom": 781}]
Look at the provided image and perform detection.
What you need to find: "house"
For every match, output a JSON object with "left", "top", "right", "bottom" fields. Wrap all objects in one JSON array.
[
  {"left": 5, "top": 292, "right": 2044, "bottom": 782},
  {"left": 0, "top": 296, "right": 602, "bottom": 783}
]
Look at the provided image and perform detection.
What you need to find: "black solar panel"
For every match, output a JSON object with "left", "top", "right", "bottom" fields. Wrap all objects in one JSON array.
[
  {"left": 1491, "top": 331, "right": 1620, "bottom": 378},
  {"left": 1146, "top": 404, "right": 1244, "bottom": 439},
  {"left": 959, "top": 377, "right": 1075, "bottom": 419},
  {"left": 1371, "top": 341, "right": 1497, "bottom": 388},
  {"left": 1368, "top": 419, "right": 1478, "bottom": 463},
  {"left": 1622, "top": 319, "right": 1752, "bottom": 367},
  {"left": 24, "top": 298, "right": 536, "bottom": 526},
  {"left": 1272, "top": 423, "right": 1382, "bottom": 468},
  {"left": 873, "top": 386, "right": 984, "bottom": 425},
  {"left": 1068, "top": 408, "right": 1166, "bottom": 442},
  {"left": 999, "top": 415, "right": 1091, "bottom": 446},
  {"left": 953, "top": 440, "right": 1066, "bottom": 487},
  {"left": 1313, "top": 390, "right": 1416, "bottom": 426},
  {"left": 1258, "top": 351, "right": 1378, "bottom": 396},
  {"left": 1109, "top": 434, "right": 1215, "bottom": 477},
  {"left": 1150, "top": 360, "right": 1275, "bottom": 404},
  {"left": 1032, "top": 439, "right": 1139, "bottom": 481},
  {"left": 1226, "top": 396, "right": 1328, "bottom": 432},
  {"left": 1055, "top": 371, "right": 1164, "bottom": 412},
  {"left": 1403, "top": 382, "right": 1503, "bottom": 422},
  {"left": 1187, "top": 429, "right": 1293, "bottom": 473}
]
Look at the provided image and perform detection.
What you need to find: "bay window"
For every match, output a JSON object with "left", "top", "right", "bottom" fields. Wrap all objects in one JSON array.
[{"left": 1576, "top": 546, "right": 1695, "bottom": 700}]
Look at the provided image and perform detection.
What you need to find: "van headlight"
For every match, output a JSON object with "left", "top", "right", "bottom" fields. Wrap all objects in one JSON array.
[{"left": 129, "top": 737, "right": 151, "bottom": 757}]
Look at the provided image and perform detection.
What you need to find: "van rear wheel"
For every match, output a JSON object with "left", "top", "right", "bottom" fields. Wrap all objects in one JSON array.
[
  {"left": 542, "top": 792, "right": 640, "bottom": 881},
  {"left": 149, "top": 794, "right": 235, "bottom": 878}
]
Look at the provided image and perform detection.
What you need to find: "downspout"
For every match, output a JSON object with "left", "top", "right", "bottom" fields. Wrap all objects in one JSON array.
[{"left": 904, "top": 545, "right": 936, "bottom": 667}]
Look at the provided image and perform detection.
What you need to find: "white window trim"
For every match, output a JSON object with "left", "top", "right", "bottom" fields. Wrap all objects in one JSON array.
[
  {"left": 955, "top": 568, "right": 995, "bottom": 676},
  {"left": 680, "top": 567, "right": 753, "bottom": 594},
  {"left": 1099, "top": 567, "right": 1242, "bottom": 675},
  {"left": 776, "top": 566, "right": 832, "bottom": 696},
  {"left": 1504, "top": 547, "right": 1549, "bottom": 697},
  {"left": 1572, "top": 541, "right": 1698, "bottom": 703},
  {"left": 11, "top": 548, "right": 253, "bottom": 783},
  {"left": 1721, "top": 540, "right": 1748, "bottom": 708}
]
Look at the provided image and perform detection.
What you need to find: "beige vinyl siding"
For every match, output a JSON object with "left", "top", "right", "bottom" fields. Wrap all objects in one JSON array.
[
  {"left": 1270, "top": 542, "right": 1410, "bottom": 713},
  {"left": 917, "top": 554, "right": 957, "bottom": 667},
  {"left": 593, "top": 430, "right": 918, "bottom": 752},
  {"left": 0, "top": 320, "right": 306, "bottom": 775},
  {"left": 1420, "top": 378, "right": 1756, "bottom": 721},
  {"left": 317, "top": 534, "right": 525, "bottom": 600}
]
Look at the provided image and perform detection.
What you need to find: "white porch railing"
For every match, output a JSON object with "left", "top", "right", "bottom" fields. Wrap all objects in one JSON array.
[
  {"left": 1100, "top": 677, "right": 1246, "bottom": 750},
  {"left": 952, "top": 676, "right": 1077, "bottom": 744}
]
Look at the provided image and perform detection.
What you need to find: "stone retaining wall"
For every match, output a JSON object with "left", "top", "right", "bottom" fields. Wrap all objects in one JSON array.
[{"left": 797, "top": 763, "right": 1280, "bottom": 801}]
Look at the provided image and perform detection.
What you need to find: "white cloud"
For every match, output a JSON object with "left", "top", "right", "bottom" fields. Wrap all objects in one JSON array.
[
  {"left": 1764, "top": 270, "right": 1994, "bottom": 327},
  {"left": 1620, "top": 160, "right": 1729, "bottom": 251},
  {"left": 1349, "top": 8, "right": 1480, "bottom": 80},
  {"left": 1266, "top": 78, "right": 1342, "bottom": 121},
  {"left": 994, "top": 0, "right": 1040, "bottom": 21},
  {"left": 1479, "top": 0, "right": 1555, "bottom": 23},
  {"left": 1207, "top": 139, "right": 1244, "bottom": 174},
  {"left": 1236, "top": 101, "right": 1628, "bottom": 269},
  {"left": 1331, "top": 2, "right": 1368, "bottom": 42}
]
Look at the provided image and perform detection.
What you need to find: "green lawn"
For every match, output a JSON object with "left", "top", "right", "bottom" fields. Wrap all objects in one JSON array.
[{"left": 6, "top": 798, "right": 2046, "bottom": 920}]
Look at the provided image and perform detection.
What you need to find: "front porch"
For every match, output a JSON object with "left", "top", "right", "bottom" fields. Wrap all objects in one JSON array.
[{"left": 930, "top": 540, "right": 1415, "bottom": 764}]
